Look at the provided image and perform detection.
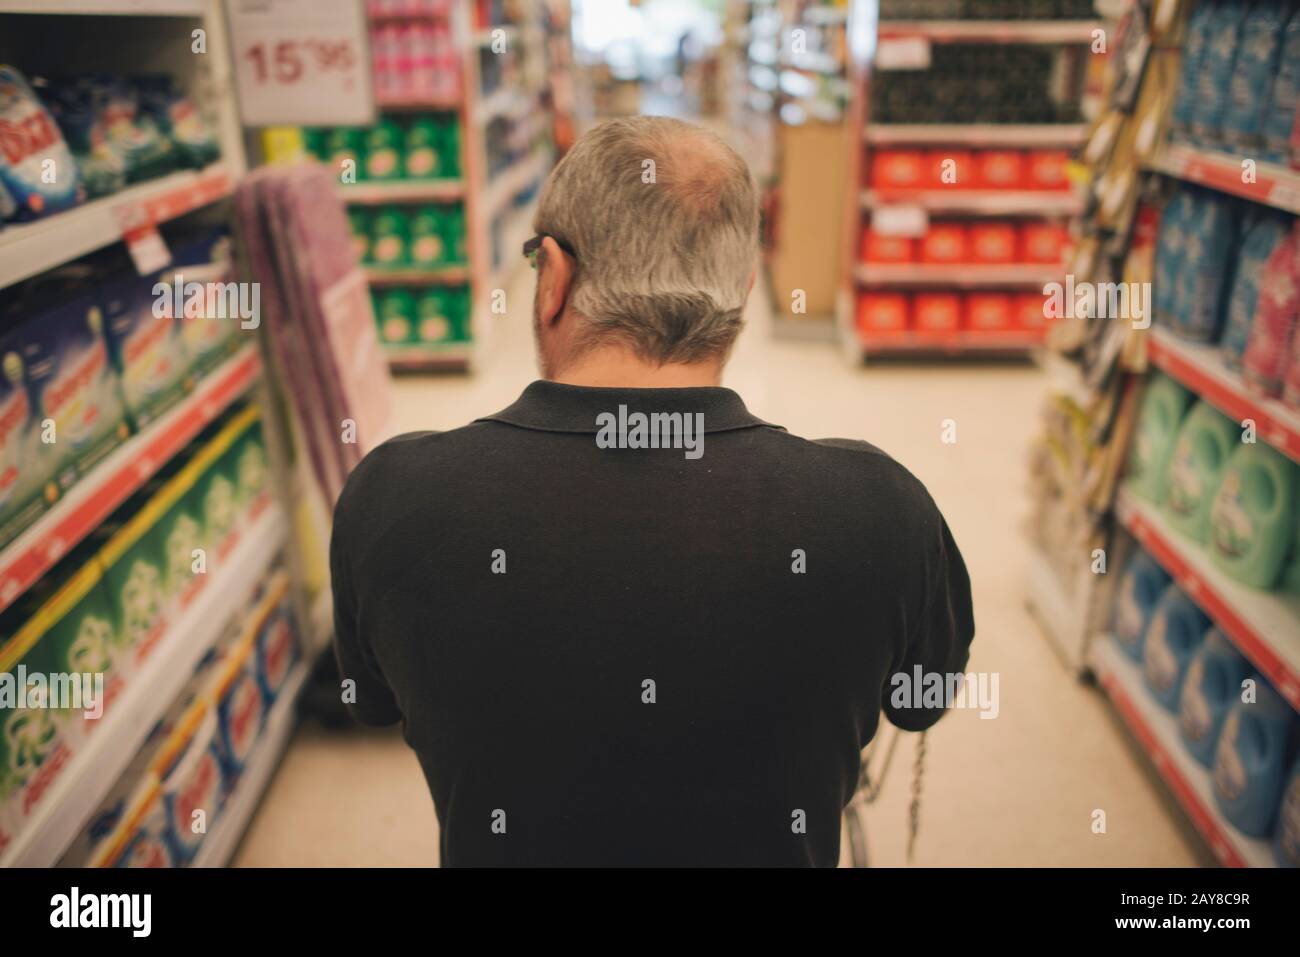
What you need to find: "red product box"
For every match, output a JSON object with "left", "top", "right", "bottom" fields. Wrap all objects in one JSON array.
[
  {"left": 857, "top": 293, "right": 911, "bottom": 334},
  {"left": 1018, "top": 222, "right": 1070, "bottom": 264},
  {"left": 965, "top": 293, "right": 1016, "bottom": 333},
  {"left": 870, "top": 150, "right": 926, "bottom": 190},
  {"left": 925, "top": 150, "right": 973, "bottom": 188},
  {"left": 1025, "top": 151, "right": 1071, "bottom": 190},
  {"left": 920, "top": 224, "right": 968, "bottom": 263},
  {"left": 968, "top": 223, "right": 1018, "bottom": 264},
  {"left": 913, "top": 293, "right": 962, "bottom": 335},
  {"left": 1013, "top": 293, "right": 1052, "bottom": 333},
  {"left": 974, "top": 151, "right": 1026, "bottom": 190},
  {"left": 861, "top": 228, "right": 915, "bottom": 263}
]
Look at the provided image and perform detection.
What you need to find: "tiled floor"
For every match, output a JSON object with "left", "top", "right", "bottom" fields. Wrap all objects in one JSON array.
[{"left": 234, "top": 265, "right": 1208, "bottom": 867}]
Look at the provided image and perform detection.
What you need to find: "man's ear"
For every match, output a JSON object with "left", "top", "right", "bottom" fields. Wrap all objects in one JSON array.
[{"left": 537, "top": 236, "right": 574, "bottom": 328}]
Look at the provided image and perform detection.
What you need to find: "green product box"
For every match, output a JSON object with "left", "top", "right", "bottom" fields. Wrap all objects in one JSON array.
[
  {"left": 231, "top": 420, "right": 270, "bottom": 516},
  {"left": 403, "top": 117, "right": 442, "bottom": 179},
  {"left": 408, "top": 207, "right": 448, "bottom": 268},
  {"left": 0, "top": 556, "right": 121, "bottom": 850},
  {"left": 370, "top": 207, "right": 410, "bottom": 267},
  {"left": 442, "top": 203, "right": 466, "bottom": 264},
  {"left": 324, "top": 127, "right": 366, "bottom": 183},
  {"left": 365, "top": 120, "right": 404, "bottom": 181},
  {"left": 375, "top": 290, "right": 418, "bottom": 345},
  {"left": 414, "top": 289, "right": 454, "bottom": 345},
  {"left": 440, "top": 119, "right": 461, "bottom": 178},
  {"left": 348, "top": 208, "right": 373, "bottom": 265}
]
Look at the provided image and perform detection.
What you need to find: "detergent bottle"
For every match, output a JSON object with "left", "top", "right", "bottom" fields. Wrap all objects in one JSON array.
[
  {"left": 1179, "top": 628, "right": 1252, "bottom": 767},
  {"left": 1275, "top": 757, "right": 1300, "bottom": 867},
  {"left": 1208, "top": 442, "right": 1297, "bottom": 589},
  {"left": 1162, "top": 401, "right": 1238, "bottom": 543},
  {"left": 1141, "top": 585, "right": 1210, "bottom": 711},
  {"left": 1112, "top": 549, "right": 1172, "bottom": 661},
  {"left": 1213, "top": 679, "right": 1294, "bottom": 837},
  {"left": 1127, "top": 373, "right": 1193, "bottom": 503}
]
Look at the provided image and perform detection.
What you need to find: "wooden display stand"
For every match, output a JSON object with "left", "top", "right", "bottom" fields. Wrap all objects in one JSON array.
[{"left": 768, "top": 120, "right": 850, "bottom": 323}]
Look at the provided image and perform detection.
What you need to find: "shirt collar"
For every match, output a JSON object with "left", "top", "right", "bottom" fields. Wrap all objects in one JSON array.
[{"left": 476, "top": 380, "right": 784, "bottom": 434}]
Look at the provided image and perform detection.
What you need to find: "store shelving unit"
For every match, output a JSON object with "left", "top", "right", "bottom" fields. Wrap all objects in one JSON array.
[
  {"left": 1146, "top": 327, "right": 1300, "bottom": 464},
  {"left": 0, "top": 164, "right": 233, "bottom": 290},
  {"left": 854, "top": 262, "right": 1061, "bottom": 288},
  {"left": 837, "top": 4, "right": 1096, "bottom": 359},
  {"left": 0, "top": 3, "right": 328, "bottom": 870},
  {"left": 864, "top": 123, "right": 1087, "bottom": 147},
  {"left": 190, "top": 658, "right": 310, "bottom": 868},
  {"left": 1144, "top": 143, "right": 1300, "bottom": 216},
  {"left": 1, "top": 504, "right": 288, "bottom": 868},
  {"left": 343, "top": 0, "right": 559, "bottom": 372},
  {"left": 1091, "top": 638, "right": 1276, "bottom": 868},
  {"left": 1114, "top": 487, "right": 1300, "bottom": 712},
  {"left": 0, "top": 347, "right": 261, "bottom": 615},
  {"left": 861, "top": 187, "right": 1082, "bottom": 216}
]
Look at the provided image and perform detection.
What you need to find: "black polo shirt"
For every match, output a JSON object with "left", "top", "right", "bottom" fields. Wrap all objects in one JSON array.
[{"left": 330, "top": 380, "right": 974, "bottom": 866}]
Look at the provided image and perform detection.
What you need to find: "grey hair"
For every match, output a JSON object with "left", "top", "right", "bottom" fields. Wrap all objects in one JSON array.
[{"left": 533, "top": 116, "right": 759, "bottom": 364}]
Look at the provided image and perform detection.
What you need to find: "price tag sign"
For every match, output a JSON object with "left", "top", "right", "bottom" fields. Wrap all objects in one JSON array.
[
  {"left": 226, "top": 0, "right": 375, "bottom": 126},
  {"left": 875, "top": 37, "right": 932, "bottom": 71},
  {"left": 114, "top": 202, "right": 172, "bottom": 275},
  {"left": 871, "top": 205, "right": 929, "bottom": 237}
]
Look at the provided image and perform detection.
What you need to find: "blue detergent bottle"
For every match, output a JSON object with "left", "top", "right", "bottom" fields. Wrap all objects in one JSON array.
[
  {"left": 1275, "top": 757, "right": 1300, "bottom": 867},
  {"left": 1141, "top": 585, "right": 1210, "bottom": 711},
  {"left": 1213, "top": 678, "right": 1295, "bottom": 837},
  {"left": 1191, "top": 0, "right": 1250, "bottom": 147},
  {"left": 1127, "top": 372, "right": 1194, "bottom": 503},
  {"left": 1153, "top": 187, "right": 1197, "bottom": 327},
  {"left": 1262, "top": 5, "right": 1300, "bottom": 164},
  {"left": 1221, "top": 0, "right": 1289, "bottom": 153},
  {"left": 1112, "top": 549, "right": 1172, "bottom": 661},
  {"left": 1209, "top": 442, "right": 1298, "bottom": 589},
  {"left": 1176, "top": 191, "right": 1243, "bottom": 343},
  {"left": 1161, "top": 400, "right": 1238, "bottom": 543},
  {"left": 1179, "top": 628, "right": 1252, "bottom": 767},
  {"left": 1169, "top": 0, "right": 1219, "bottom": 143}
]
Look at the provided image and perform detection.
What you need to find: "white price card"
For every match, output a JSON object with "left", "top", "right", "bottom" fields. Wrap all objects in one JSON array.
[
  {"left": 226, "top": 0, "right": 375, "bottom": 127},
  {"left": 875, "top": 37, "right": 932, "bottom": 71},
  {"left": 871, "top": 205, "right": 929, "bottom": 237}
]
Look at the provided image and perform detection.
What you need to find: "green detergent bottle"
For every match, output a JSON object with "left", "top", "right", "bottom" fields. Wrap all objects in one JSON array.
[
  {"left": 1279, "top": 467, "right": 1300, "bottom": 596},
  {"left": 1208, "top": 442, "right": 1297, "bottom": 589},
  {"left": 1162, "top": 401, "right": 1238, "bottom": 543},
  {"left": 1127, "top": 372, "right": 1194, "bottom": 503}
]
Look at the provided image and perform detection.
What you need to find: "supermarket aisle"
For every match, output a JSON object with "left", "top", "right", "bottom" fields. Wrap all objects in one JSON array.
[{"left": 236, "top": 266, "right": 1206, "bottom": 867}]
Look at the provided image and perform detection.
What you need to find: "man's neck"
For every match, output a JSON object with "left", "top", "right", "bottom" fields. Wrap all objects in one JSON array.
[{"left": 550, "top": 347, "right": 724, "bottom": 389}]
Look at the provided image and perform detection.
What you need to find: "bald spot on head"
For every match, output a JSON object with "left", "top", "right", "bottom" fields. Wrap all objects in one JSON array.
[{"left": 641, "top": 125, "right": 744, "bottom": 221}]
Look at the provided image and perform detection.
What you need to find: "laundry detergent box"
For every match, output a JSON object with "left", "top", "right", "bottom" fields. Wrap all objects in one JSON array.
[
  {"left": 96, "top": 469, "right": 197, "bottom": 674},
  {"left": 99, "top": 263, "right": 190, "bottom": 430},
  {"left": 21, "top": 290, "right": 131, "bottom": 484},
  {"left": 231, "top": 414, "right": 271, "bottom": 521},
  {"left": 169, "top": 229, "right": 244, "bottom": 380},
  {"left": 213, "top": 637, "right": 266, "bottom": 781},
  {"left": 157, "top": 701, "right": 227, "bottom": 864},
  {"left": 1220, "top": 210, "right": 1293, "bottom": 369},
  {"left": 191, "top": 407, "right": 261, "bottom": 562},
  {"left": 0, "top": 65, "right": 84, "bottom": 222},
  {"left": 0, "top": 316, "right": 59, "bottom": 549},
  {"left": 252, "top": 573, "right": 298, "bottom": 708},
  {"left": 0, "top": 557, "right": 119, "bottom": 852}
]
